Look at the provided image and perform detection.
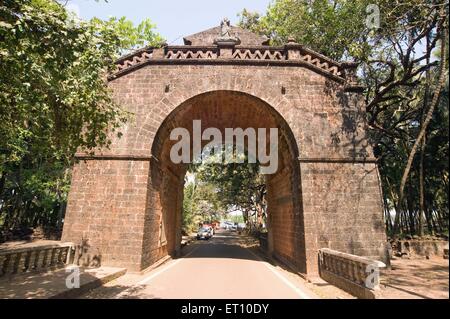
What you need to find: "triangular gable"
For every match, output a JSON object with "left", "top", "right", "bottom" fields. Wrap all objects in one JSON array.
[{"left": 183, "top": 25, "right": 270, "bottom": 46}]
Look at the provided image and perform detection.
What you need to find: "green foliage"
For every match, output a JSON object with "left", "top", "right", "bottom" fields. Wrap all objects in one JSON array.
[
  {"left": 228, "top": 214, "right": 245, "bottom": 224},
  {"left": 379, "top": 73, "right": 449, "bottom": 236},
  {"left": 239, "top": 0, "right": 449, "bottom": 236},
  {"left": 91, "top": 16, "right": 165, "bottom": 54},
  {"left": 182, "top": 182, "right": 197, "bottom": 234},
  {"left": 238, "top": 0, "right": 373, "bottom": 60},
  {"left": 182, "top": 173, "right": 226, "bottom": 234},
  {"left": 0, "top": 0, "right": 164, "bottom": 232},
  {"left": 182, "top": 148, "right": 266, "bottom": 231},
  {"left": 197, "top": 162, "right": 264, "bottom": 218}
]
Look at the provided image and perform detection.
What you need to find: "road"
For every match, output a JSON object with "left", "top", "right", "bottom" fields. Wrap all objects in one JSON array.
[{"left": 81, "top": 230, "right": 315, "bottom": 299}]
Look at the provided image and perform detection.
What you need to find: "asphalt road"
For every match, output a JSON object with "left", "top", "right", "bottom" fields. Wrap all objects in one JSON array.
[{"left": 83, "top": 230, "right": 314, "bottom": 299}]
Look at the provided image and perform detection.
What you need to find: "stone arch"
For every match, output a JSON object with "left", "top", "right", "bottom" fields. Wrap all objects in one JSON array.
[
  {"left": 62, "top": 41, "right": 389, "bottom": 274},
  {"left": 150, "top": 90, "right": 299, "bottom": 161},
  {"left": 134, "top": 75, "right": 301, "bottom": 158},
  {"left": 143, "top": 90, "right": 307, "bottom": 272}
]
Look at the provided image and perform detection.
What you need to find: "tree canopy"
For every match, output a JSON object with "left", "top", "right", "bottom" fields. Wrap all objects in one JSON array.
[
  {"left": 0, "top": 0, "right": 448, "bottom": 242},
  {"left": 239, "top": 0, "right": 449, "bottom": 237},
  {"left": 181, "top": 149, "right": 266, "bottom": 234},
  {"left": 0, "top": 0, "right": 164, "bottom": 235}
]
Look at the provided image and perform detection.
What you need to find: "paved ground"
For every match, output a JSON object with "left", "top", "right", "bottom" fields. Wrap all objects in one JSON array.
[
  {"left": 2, "top": 231, "right": 447, "bottom": 299},
  {"left": 80, "top": 230, "right": 318, "bottom": 299},
  {"left": 0, "top": 266, "right": 126, "bottom": 299},
  {"left": 379, "top": 256, "right": 449, "bottom": 299}
]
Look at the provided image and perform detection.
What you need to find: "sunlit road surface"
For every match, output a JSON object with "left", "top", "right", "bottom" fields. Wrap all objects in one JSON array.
[{"left": 84, "top": 230, "right": 315, "bottom": 299}]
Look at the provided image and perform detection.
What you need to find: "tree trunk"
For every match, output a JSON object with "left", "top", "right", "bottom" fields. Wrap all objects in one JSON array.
[
  {"left": 418, "top": 33, "right": 432, "bottom": 237},
  {"left": 418, "top": 135, "right": 426, "bottom": 236},
  {"left": 383, "top": 194, "right": 392, "bottom": 234},
  {"left": 406, "top": 177, "right": 415, "bottom": 235},
  {"left": 388, "top": 178, "right": 402, "bottom": 236},
  {"left": 394, "top": 29, "right": 448, "bottom": 234},
  {"left": 56, "top": 201, "right": 66, "bottom": 229},
  {"left": 0, "top": 172, "right": 5, "bottom": 197}
]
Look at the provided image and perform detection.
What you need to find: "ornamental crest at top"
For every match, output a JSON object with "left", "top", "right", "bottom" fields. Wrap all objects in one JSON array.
[{"left": 214, "top": 18, "right": 241, "bottom": 45}]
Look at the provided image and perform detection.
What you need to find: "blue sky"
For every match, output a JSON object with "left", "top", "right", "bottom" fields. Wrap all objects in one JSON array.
[{"left": 66, "top": 0, "right": 272, "bottom": 44}]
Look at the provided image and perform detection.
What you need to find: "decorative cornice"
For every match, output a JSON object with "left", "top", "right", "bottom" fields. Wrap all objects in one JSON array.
[
  {"left": 74, "top": 154, "right": 156, "bottom": 162},
  {"left": 298, "top": 157, "right": 377, "bottom": 164},
  {"left": 74, "top": 154, "right": 377, "bottom": 164},
  {"left": 109, "top": 44, "right": 353, "bottom": 84}
]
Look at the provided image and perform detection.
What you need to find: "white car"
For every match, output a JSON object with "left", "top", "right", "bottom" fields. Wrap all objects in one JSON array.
[
  {"left": 196, "top": 227, "right": 212, "bottom": 240},
  {"left": 222, "top": 222, "right": 232, "bottom": 230}
]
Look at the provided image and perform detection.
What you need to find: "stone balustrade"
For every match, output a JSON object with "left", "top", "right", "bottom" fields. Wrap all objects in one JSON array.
[
  {"left": 391, "top": 239, "right": 449, "bottom": 258},
  {"left": 0, "top": 242, "right": 75, "bottom": 278},
  {"left": 231, "top": 47, "right": 285, "bottom": 61},
  {"left": 318, "top": 248, "right": 386, "bottom": 299},
  {"left": 165, "top": 46, "right": 219, "bottom": 59},
  {"left": 112, "top": 44, "right": 347, "bottom": 83}
]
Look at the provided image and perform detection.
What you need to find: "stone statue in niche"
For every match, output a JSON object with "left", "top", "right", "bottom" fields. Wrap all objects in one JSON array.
[{"left": 214, "top": 18, "right": 241, "bottom": 45}]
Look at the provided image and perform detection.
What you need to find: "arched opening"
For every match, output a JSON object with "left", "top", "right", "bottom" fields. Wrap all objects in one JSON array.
[{"left": 144, "top": 90, "right": 307, "bottom": 273}]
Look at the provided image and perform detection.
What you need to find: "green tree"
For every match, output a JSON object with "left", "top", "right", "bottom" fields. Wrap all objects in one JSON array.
[
  {"left": 192, "top": 148, "right": 267, "bottom": 230},
  {"left": 238, "top": 0, "right": 373, "bottom": 60},
  {"left": 182, "top": 146, "right": 267, "bottom": 233},
  {"left": 238, "top": 0, "right": 449, "bottom": 237},
  {"left": 182, "top": 173, "right": 226, "bottom": 234},
  {"left": 0, "top": 0, "right": 164, "bottom": 234}
]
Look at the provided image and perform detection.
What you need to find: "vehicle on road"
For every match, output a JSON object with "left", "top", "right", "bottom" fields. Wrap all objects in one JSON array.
[
  {"left": 203, "top": 224, "right": 215, "bottom": 235},
  {"left": 196, "top": 227, "right": 212, "bottom": 240},
  {"left": 222, "top": 221, "right": 236, "bottom": 230}
]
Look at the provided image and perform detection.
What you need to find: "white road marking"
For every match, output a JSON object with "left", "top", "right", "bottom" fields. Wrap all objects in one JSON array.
[
  {"left": 247, "top": 249, "right": 312, "bottom": 299},
  {"left": 264, "top": 263, "right": 312, "bottom": 299},
  {"left": 116, "top": 237, "right": 312, "bottom": 299},
  {"left": 137, "top": 246, "right": 199, "bottom": 286},
  {"left": 115, "top": 246, "right": 198, "bottom": 298},
  {"left": 135, "top": 259, "right": 182, "bottom": 286}
]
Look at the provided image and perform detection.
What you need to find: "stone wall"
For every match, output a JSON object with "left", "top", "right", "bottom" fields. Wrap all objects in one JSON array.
[
  {"left": 302, "top": 162, "right": 389, "bottom": 273},
  {"left": 391, "top": 239, "right": 449, "bottom": 258},
  {"left": 62, "top": 60, "right": 388, "bottom": 274},
  {"left": 62, "top": 159, "right": 150, "bottom": 271},
  {"left": 102, "top": 65, "right": 369, "bottom": 161}
]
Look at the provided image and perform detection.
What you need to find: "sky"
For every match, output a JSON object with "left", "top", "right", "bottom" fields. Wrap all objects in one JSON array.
[{"left": 65, "top": 0, "right": 272, "bottom": 45}]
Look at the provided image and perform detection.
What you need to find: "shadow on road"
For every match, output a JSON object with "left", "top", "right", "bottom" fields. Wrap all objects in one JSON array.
[{"left": 180, "top": 230, "right": 261, "bottom": 261}]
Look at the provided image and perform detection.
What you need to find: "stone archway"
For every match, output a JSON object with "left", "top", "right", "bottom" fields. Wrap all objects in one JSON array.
[
  {"left": 147, "top": 90, "right": 306, "bottom": 273},
  {"left": 61, "top": 22, "right": 389, "bottom": 275}
]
